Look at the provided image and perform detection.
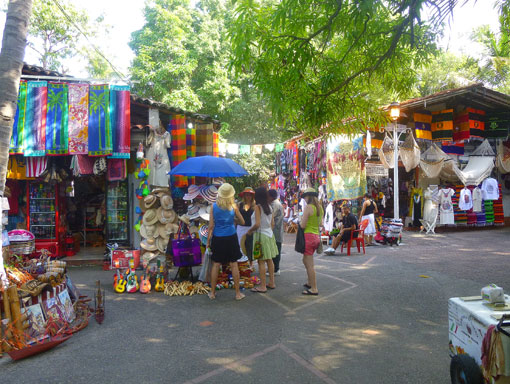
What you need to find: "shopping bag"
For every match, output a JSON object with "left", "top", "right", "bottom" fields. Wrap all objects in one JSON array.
[
  {"left": 252, "top": 231, "right": 263, "bottom": 260},
  {"left": 295, "top": 226, "right": 305, "bottom": 254},
  {"left": 198, "top": 248, "right": 212, "bottom": 283},
  {"left": 171, "top": 223, "right": 202, "bottom": 267}
]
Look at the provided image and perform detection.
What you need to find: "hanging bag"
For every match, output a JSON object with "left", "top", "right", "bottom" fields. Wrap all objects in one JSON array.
[
  {"left": 252, "top": 228, "right": 263, "bottom": 260},
  {"left": 171, "top": 222, "right": 202, "bottom": 267},
  {"left": 295, "top": 225, "right": 305, "bottom": 254}
]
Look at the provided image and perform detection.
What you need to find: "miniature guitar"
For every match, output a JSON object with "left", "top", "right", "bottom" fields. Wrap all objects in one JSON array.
[
  {"left": 140, "top": 268, "right": 151, "bottom": 294},
  {"left": 154, "top": 260, "right": 165, "bottom": 292},
  {"left": 114, "top": 269, "right": 126, "bottom": 293},
  {"left": 126, "top": 260, "right": 139, "bottom": 293}
]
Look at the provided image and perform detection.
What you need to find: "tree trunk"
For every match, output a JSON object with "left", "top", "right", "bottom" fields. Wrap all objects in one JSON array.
[{"left": 0, "top": 0, "right": 33, "bottom": 284}]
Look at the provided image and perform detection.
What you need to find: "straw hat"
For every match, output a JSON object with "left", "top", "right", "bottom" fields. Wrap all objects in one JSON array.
[
  {"left": 160, "top": 194, "right": 174, "bottom": 210},
  {"left": 186, "top": 204, "right": 201, "bottom": 220},
  {"left": 178, "top": 214, "right": 190, "bottom": 226},
  {"left": 152, "top": 187, "right": 169, "bottom": 195},
  {"left": 157, "top": 237, "right": 169, "bottom": 253},
  {"left": 141, "top": 238, "right": 157, "bottom": 251},
  {"left": 200, "top": 185, "right": 218, "bottom": 203},
  {"left": 141, "top": 251, "right": 157, "bottom": 267},
  {"left": 140, "top": 194, "right": 158, "bottom": 211},
  {"left": 183, "top": 185, "right": 201, "bottom": 201},
  {"left": 157, "top": 207, "right": 176, "bottom": 224},
  {"left": 140, "top": 223, "right": 159, "bottom": 239},
  {"left": 199, "top": 205, "right": 211, "bottom": 221},
  {"left": 217, "top": 183, "right": 234, "bottom": 199},
  {"left": 158, "top": 223, "right": 179, "bottom": 238},
  {"left": 239, "top": 187, "right": 255, "bottom": 197},
  {"left": 199, "top": 224, "right": 208, "bottom": 245},
  {"left": 302, "top": 187, "right": 318, "bottom": 198},
  {"left": 143, "top": 208, "right": 159, "bottom": 225}
]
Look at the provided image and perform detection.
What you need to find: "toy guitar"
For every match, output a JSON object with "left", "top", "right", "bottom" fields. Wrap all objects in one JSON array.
[
  {"left": 140, "top": 268, "right": 151, "bottom": 294},
  {"left": 154, "top": 260, "right": 165, "bottom": 292},
  {"left": 114, "top": 269, "right": 126, "bottom": 293},
  {"left": 126, "top": 259, "right": 139, "bottom": 293}
]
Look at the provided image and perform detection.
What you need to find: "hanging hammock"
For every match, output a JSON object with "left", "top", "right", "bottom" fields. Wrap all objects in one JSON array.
[
  {"left": 419, "top": 144, "right": 449, "bottom": 178},
  {"left": 378, "top": 134, "right": 395, "bottom": 169},
  {"left": 496, "top": 141, "right": 510, "bottom": 174},
  {"left": 453, "top": 140, "right": 495, "bottom": 185},
  {"left": 471, "top": 139, "right": 495, "bottom": 156},
  {"left": 399, "top": 131, "right": 421, "bottom": 172}
]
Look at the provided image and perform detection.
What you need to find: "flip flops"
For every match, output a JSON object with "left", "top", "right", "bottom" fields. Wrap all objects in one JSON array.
[
  {"left": 302, "top": 289, "right": 319, "bottom": 296},
  {"left": 251, "top": 287, "right": 267, "bottom": 293},
  {"left": 303, "top": 284, "right": 311, "bottom": 289}
]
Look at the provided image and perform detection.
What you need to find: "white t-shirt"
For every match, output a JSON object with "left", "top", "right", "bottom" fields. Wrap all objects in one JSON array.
[
  {"left": 472, "top": 187, "right": 483, "bottom": 212},
  {"left": 459, "top": 188, "right": 473, "bottom": 211},
  {"left": 481, "top": 178, "right": 499, "bottom": 200}
]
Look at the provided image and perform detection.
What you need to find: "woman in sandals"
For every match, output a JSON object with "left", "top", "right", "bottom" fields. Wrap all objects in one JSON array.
[
  {"left": 247, "top": 187, "right": 278, "bottom": 293},
  {"left": 207, "top": 183, "right": 246, "bottom": 301},
  {"left": 300, "top": 187, "right": 323, "bottom": 295}
]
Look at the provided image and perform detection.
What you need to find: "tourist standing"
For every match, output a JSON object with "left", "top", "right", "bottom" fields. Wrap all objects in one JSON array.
[
  {"left": 206, "top": 183, "right": 246, "bottom": 301},
  {"left": 236, "top": 187, "right": 256, "bottom": 267},
  {"left": 248, "top": 187, "right": 278, "bottom": 293},
  {"left": 268, "top": 189, "right": 284, "bottom": 275},
  {"left": 300, "top": 188, "right": 323, "bottom": 295},
  {"left": 359, "top": 193, "right": 378, "bottom": 245}
]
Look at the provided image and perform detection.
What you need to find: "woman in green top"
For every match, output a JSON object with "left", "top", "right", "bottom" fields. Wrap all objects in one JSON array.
[{"left": 299, "top": 187, "right": 323, "bottom": 295}]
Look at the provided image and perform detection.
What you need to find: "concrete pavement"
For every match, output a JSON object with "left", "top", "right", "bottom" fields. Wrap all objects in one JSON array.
[{"left": 2, "top": 227, "right": 509, "bottom": 383}]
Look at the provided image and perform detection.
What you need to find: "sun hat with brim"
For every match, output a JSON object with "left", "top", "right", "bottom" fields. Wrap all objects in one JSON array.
[
  {"left": 157, "top": 207, "right": 176, "bottom": 224},
  {"left": 156, "top": 237, "right": 169, "bottom": 253},
  {"left": 140, "top": 223, "right": 159, "bottom": 239},
  {"left": 178, "top": 214, "right": 190, "bottom": 225},
  {"left": 141, "top": 238, "right": 158, "bottom": 251},
  {"left": 199, "top": 205, "right": 211, "bottom": 221},
  {"left": 160, "top": 194, "right": 173, "bottom": 210},
  {"left": 143, "top": 208, "right": 159, "bottom": 225},
  {"left": 200, "top": 185, "right": 218, "bottom": 203},
  {"left": 152, "top": 187, "right": 169, "bottom": 195},
  {"left": 217, "top": 183, "right": 235, "bottom": 199},
  {"left": 239, "top": 187, "right": 255, "bottom": 197},
  {"left": 183, "top": 184, "right": 202, "bottom": 201},
  {"left": 141, "top": 251, "right": 158, "bottom": 267},
  {"left": 302, "top": 187, "right": 318, "bottom": 198},
  {"left": 140, "top": 195, "right": 159, "bottom": 211},
  {"left": 158, "top": 223, "right": 179, "bottom": 238},
  {"left": 199, "top": 224, "right": 208, "bottom": 245},
  {"left": 187, "top": 204, "right": 201, "bottom": 220}
]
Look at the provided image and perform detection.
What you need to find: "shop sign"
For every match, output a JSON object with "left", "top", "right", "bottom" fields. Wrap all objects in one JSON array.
[{"left": 365, "top": 163, "right": 388, "bottom": 177}]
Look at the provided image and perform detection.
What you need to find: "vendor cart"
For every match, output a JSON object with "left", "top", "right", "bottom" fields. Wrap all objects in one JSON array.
[{"left": 448, "top": 296, "right": 510, "bottom": 384}]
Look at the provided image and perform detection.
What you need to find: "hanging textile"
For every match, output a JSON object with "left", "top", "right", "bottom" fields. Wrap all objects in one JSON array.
[
  {"left": 45, "top": 82, "right": 69, "bottom": 155},
  {"left": 453, "top": 113, "right": 469, "bottom": 142},
  {"left": 363, "top": 126, "right": 385, "bottom": 148},
  {"left": 252, "top": 145, "right": 263, "bottom": 155},
  {"left": 419, "top": 144, "right": 449, "bottom": 178},
  {"left": 378, "top": 134, "right": 395, "bottom": 169},
  {"left": 26, "top": 156, "right": 48, "bottom": 178},
  {"left": 431, "top": 109, "right": 453, "bottom": 142},
  {"left": 24, "top": 81, "right": 48, "bottom": 157},
  {"left": 264, "top": 144, "right": 275, "bottom": 151},
  {"left": 414, "top": 111, "right": 433, "bottom": 141},
  {"left": 196, "top": 123, "right": 213, "bottom": 156},
  {"left": 239, "top": 145, "right": 250, "bottom": 155},
  {"left": 212, "top": 132, "right": 219, "bottom": 157},
  {"left": 107, "top": 159, "right": 126, "bottom": 181},
  {"left": 227, "top": 143, "right": 239, "bottom": 155},
  {"left": 68, "top": 83, "right": 89, "bottom": 154},
  {"left": 399, "top": 132, "right": 421, "bottom": 172},
  {"left": 187, "top": 124, "right": 196, "bottom": 184},
  {"left": 326, "top": 135, "right": 366, "bottom": 200},
  {"left": 218, "top": 142, "right": 227, "bottom": 156},
  {"left": 7, "top": 156, "right": 30, "bottom": 180},
  {"left": 468, "top": 108, "right": 486, "bottom": 138},
  {"left": 10, "top": 81, "right": 27, "bottom": 154},
  {"left": 275, "top": 143, "right": 284, "bottom": 152},
  {"left": 108, "top": 85, "right": 131, "bottom": 159},
  {"left": 496, "top": 141, "right": 510, "bottom": 174},
  {"left": 170, "top": 115, "right": 187, "bottom": 188},
  {"left": 88, "top": 84, "right": 112, "bottom": 156},
  {"left": 453, "top": 157, "right": 494, "bottom": 186},
  {"left": 441, "top": 141, "right": 464, "bottom": 156}
]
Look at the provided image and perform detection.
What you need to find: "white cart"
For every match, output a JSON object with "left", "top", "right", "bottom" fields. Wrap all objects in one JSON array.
[{"left": 448, "top": 297, "right": 510, "bottom": 384}]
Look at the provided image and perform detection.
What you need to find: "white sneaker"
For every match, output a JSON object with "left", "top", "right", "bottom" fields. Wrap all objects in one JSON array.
[
  {"left": 266, "top": 270, "right": 280, "bottom": 276},
  {"left": 324, "top": 247, "right": 335, "bottom": 255}
]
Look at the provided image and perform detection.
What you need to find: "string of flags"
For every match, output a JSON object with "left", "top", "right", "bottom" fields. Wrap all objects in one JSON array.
[{"left": 218, "top": 142, "right": 285, "bottom": 156}]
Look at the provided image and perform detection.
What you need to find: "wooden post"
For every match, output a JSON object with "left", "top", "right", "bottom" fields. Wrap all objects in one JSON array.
[
  {"left": 7, "top": 286, "right": 22, "bottom": 332},
  {"left": 1, "top": 284, "right": 11, "bottom": 322}
]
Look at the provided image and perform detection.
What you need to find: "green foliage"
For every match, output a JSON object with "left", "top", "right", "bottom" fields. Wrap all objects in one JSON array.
[
  {"left": 229, "top": 0, "right": 444, "bottom": 135},
  {"left": 226, "top": 152, "right": 273, "bottom": 195}
]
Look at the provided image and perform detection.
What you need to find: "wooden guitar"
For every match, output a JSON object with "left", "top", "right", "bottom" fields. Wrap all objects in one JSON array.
[
  {"left": 154, "top": 260, "right": 165, "bottom": 292},
  {"left": 126, "top": 259, "right": 139, "bottom": 293},
  {"left": 114, "top": 269, "right": 126, "bottom": 293},
  {"left": 140, "top": 268, "right": 151, "bottom": 294}
]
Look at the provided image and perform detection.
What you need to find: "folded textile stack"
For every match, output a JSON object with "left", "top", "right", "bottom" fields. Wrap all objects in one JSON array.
[
  {"left": 484, "top": 200, "right": 494, "bottom": 224},
  {"left": 494, "top": 184, "right": 505, "bottom": 225},
  {"left": 476, "top": 201, "right": 487, "bottom": 226},
  {"left": 453, "top": 185, "right": 467, "bottom": 225}
]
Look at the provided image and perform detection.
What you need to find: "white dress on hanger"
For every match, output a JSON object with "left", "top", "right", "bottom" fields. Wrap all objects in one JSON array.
[
  {"left": 472, "top": 187, "right": 483, "bottom": 212},
  {"left": 147, "top": 130, "right": 171, "bottom": 187},
  {"left": 439, "top": 188, "right": 455, "bottom": 225},
  {"left": 423, "top": 187, "right": 438, "bottom": 223}
]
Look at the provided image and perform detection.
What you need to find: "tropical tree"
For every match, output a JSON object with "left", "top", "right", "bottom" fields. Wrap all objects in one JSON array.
[
  {"left": 0, "top": 0, "right": 33, "bottom": 282},
  {"left": 89, "top": 91, "right": 106, "bottom": 149}
]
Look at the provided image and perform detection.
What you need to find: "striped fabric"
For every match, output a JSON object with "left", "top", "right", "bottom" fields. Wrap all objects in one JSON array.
[
  {"left": 170, "top": 115, "right": 187, "bottom": 188},
  {"left": 108, "top": 85, "right": 131, "bottom": 159},
  {"left": 24, "top": 81, "right": 48, "bottom": 157},
  {"left": 10, "top": 81, "right": 27, "bottom": 154},
  {"left": 213, "top": 132, "right": 219, "bottom": 157},
  {"left": 431, "top": 109, "right": 454, "bottom": 141},
  {"left": 196, "top": 123, "right": 213, "bottom": 156},
  {"left": 88, "top": 84, "right": 112, "bottom": 156},
  {"left": 441, "top": 141, "right": 464, "bottom": 155},
  {"left": 363, "top": 126, "right": 385, "bottom": 148},
  {"left": 414, "top": 111, "right": 432, "bottom": 141},
  {"left": 186, "top": 125, "right": 196, "bottom": 185},
  {"left": 26, "top": 157, "right": 48, "bottom": 178},
  {"left": 454, "top": 108, "right": 486, "bottom": 141},
  {"left": 45, "top": 82, "right": 69, "bottom": 155}
]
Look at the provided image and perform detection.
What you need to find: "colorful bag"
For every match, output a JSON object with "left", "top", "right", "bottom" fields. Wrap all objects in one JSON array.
[
  {"left": 252, "top": 230, "right": 263, "bottom": 260},
  {"left": 171, "top": 223, "right": 202, "bottom": 267}
]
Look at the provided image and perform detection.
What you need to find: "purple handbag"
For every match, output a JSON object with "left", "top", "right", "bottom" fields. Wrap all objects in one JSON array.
[{"left": 171, "top": 223, "right": 202, "bottom": 267}]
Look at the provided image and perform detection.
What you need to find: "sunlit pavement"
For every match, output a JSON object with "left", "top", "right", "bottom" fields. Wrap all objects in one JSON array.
[{"left": 2, "top": 227, "right": 509, "bottom": 383}]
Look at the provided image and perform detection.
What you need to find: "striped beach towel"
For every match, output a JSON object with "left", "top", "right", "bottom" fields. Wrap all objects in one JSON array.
[
  {"left": 46, "top": 82, "right": 69, "bottom": 155},
  {"left": 24, "top": 81, "right": 48, "bottom": 157},
  {"left": 88, "top": 84, "right": 112, "bottom": 156},
  {"left": 170, "top": 115, "right": 187, "bottom": 187},
  {"left": 414, "top": 111, "right": 432, "bottom": 141},
  {"left": 68, "top": 83, "right": 89, "bottom": 154},
  {"left": 109, "top": 85, "right": 131, "bottom": 159},
  {"left": 26, "top": 157, "right": 48, "bottom": 178},
  {"left": 431, "top": 109, "right": 454, "bottom": 141},
  {"left": 10, "top": 81, "right": 27, "bottom": 154}
]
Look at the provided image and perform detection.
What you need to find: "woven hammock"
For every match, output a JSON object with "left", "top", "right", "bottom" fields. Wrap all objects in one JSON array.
[
  {"left": 496, "top": 141, "right": 510, "bottom": 174},
  {"left": 419, "top": 144, "right": 448, "bottom": 178},
  {"left": 399, "top": 132, "right": 421, "bottom": 172},
  {"left": 471, "top": 139, "right": 495, "bottom": 156},
  {"left": 378, "top": 134, "right": 395, "bottom": 169}
]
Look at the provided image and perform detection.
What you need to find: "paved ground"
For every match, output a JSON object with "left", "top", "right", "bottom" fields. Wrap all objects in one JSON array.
[{"left": 2, "top": 227, "right": 510, "bottom": 384}]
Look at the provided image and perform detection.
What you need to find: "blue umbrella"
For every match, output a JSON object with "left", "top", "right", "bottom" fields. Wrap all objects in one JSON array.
[{"left": 169, "top": 156, "right": 248, "bottom": 177}]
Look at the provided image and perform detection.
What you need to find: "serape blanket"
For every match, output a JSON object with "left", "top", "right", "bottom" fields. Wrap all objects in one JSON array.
[
  {"left": 414, "top": 111, "right": 432, "bottom": 141},
  {"left": 45, "top": 82, "right": 69, "bottom": 155},
  {"left": 88, "top": 84, "right": 112, "bottom": 156},
  {"left": 431, "top": 109, "right": 453, "bottom": 141},
  {"left": 213, "top": 132, "right": 219, "bottom": 157},
  {"left": 186, "top": 126, "right": 196, "bottom": 185},
  {"left": 24, "top": 81, "right": 47, "bottom": 157},
  {"left": 170, "top": 115, "right": 187, "bottom": 188},
  {"left": 108, "top": 85, "right": 131, "bottom": 159},
  {"left": 441, "top": 141, "right": 464, "bottom": 155},
  {"left": 10, "top": 81, "right": 27, "bottom": 154},
  {"left": 363, "top": 126, "right": 385, "bottom": 148},
  {"left": 68, "top": 84, "right": 89, "bottom": 154},
  {"left": 454, "top": 108, "right": 486, "bottom": 141}
]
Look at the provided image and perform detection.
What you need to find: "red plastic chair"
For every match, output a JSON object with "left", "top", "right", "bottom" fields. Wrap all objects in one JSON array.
[{"left": 341, "top": 219, "right": 369, "bottom": 256}]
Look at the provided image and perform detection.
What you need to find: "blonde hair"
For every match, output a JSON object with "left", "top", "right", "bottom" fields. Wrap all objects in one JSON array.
[
  {"left": 216, "top": 196, "right": 235, "bottom": 210},
  {"left": 307, "top": 195, "right": 323, "bottom": 218}
]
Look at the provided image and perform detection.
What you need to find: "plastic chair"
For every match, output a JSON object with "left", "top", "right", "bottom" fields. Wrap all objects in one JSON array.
[{"left": 341, "top": 219, "right": 369, "bottom": 256}]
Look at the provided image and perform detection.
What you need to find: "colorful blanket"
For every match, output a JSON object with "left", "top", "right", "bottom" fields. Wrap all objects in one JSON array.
[
  {"left": 213, "top": 132, "right": 219, "bottom": 157},
  {"left": 363, "top": 126, "right": 385, "bottom": 148},
  {"left": 431, "top": 109, "right": 453, "bottom": 141},
  {"left": 24, "top": 81, "right": 47, "bottom": 157},
  {"left": 186, "top": 126, "right": 196, "bottom": 185},
  {"left": 169, "top": 115, "right": 187, "bottom": 187},
  {"left": 88, "top": 84, "right": 111, "bottom": 156},
  {"left": 414, "top": 111, "right": 432, "bottom": 141},
  {"left": 68, "top": 84, "right": 89, "bottom": 154},
  {"left": 108, "top": 85, "right": 131, "bottom": 159},
  {"left": 441, "top": 141, "right": 464, "bottom": 156},
  {"left": 45, "top": 82, "right": 69, "bottom": 155},
  {"left": 10, "top": 81, "right": 27, "bottom": 154}
]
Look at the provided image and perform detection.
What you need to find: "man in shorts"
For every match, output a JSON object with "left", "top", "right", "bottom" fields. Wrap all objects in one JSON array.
[{"left": 324, "top": 205, "right": 358, "bottom": 255}]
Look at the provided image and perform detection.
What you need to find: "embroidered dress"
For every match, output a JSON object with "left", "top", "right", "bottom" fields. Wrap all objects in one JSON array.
[
  {"left": 439, "top": 188, "right": 455, "bottom": 225},
  {"left": 147, "top": 131, "right": 171, "bottom": 187}
]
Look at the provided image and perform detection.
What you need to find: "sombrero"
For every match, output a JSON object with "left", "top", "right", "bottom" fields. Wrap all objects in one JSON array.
[
  {"left": 157, "top": 207, "right": 176, "bottom": 224},
  {"left": 141, "top": 238, "right": 157, "bottom": 251},
  {"left": 183, "top": 184, "right": 201, "bottom": 201},
  {"left": 152, "top": 187, "right": 169, "bottom": 195},
  {"left": 140, "top": 223, "right": 159, "bottom": 239},
  {"left": 199, "top": 205, "right": 211, "bottom": 221},
  {"left": 178, "top": 215, "right": 190, "bottom": 225},
  {"left": 156, "top": 237, "right": 169, "bottom": 253},
  {"left": 143, "top": 208, "right": 159, "bottom": 225},
  {"left": 160, "top": 194, "right": 173, "bottom": 210},
  {"left": 158, "top": 223, "right": 179, "bottom": 238},
  {"left": 140, "top": 194, "right": 158, "bottom": 211}
]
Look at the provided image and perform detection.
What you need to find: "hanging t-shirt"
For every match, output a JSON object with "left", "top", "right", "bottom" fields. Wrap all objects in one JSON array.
[
  {"left": 481, "top": 178, "right": 499, "bottom": 200},
  {"left": 472, "top": 187, "right": 483, "bottom": 213},
  {"left": 439, "top": 188, "right": 455, "bottom": 225},
  {"left": 459, "top": 188, "right": 473, "bottom": 211}
]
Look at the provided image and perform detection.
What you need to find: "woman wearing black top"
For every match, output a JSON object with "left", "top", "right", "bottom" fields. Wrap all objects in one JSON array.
[
  {"left": 236, "top": 187, "right": 256, "bottom": 267},
  {"left": 359, "top": 193, "right": 378, "bottom": 245}
]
